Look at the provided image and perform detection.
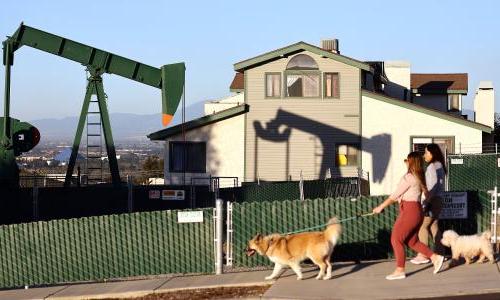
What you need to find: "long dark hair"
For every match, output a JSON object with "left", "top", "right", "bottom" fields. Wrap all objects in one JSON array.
[
  {"left": 426, "top": 143, "right": 447, "bottom": 174},
  {"left": 407, "top": 151, "right": 427, "bottom": 192}
]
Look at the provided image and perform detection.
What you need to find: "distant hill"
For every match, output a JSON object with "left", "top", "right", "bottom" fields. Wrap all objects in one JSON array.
[{"left": 30, "top": 100, "right": 205, "bottom": 142}]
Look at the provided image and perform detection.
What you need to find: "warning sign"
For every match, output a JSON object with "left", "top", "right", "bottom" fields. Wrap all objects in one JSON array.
[{"left": 440, "top": 192, "right": 467, "bottom": 219}]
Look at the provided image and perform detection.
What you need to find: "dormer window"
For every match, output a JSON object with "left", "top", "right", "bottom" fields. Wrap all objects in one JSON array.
[
  {"left": 286, "top": 54, "right": 319, "bottom": 70},
  {"left": 285, "top": 54, "right": 320, "bottom": 97}
]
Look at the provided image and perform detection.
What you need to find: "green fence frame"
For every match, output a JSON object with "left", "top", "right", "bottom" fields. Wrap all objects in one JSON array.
[
  {"left": 231, "top": 191, "right": 491, "bottom": 268},
  {"left": 0, "top": 209, "right": 214, "bottom": 289}
]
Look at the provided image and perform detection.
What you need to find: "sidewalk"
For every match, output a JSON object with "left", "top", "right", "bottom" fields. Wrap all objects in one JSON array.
[{"left": 0, "top": 260, "right": 498, "bottom": 300}]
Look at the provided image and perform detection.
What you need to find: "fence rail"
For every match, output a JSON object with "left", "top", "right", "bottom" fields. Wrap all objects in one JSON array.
[{"left": 0, "top": 208, "right": 214, "bottom": 289}]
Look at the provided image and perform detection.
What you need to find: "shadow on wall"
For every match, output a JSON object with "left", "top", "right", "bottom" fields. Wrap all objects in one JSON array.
[{"left": 253, "top": 109, "right": 392, "bottom": 183}]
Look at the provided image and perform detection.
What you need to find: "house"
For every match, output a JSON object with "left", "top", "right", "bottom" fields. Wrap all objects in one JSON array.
[{"left": 148, "top": 40, "right": 494, "bottom": 195}]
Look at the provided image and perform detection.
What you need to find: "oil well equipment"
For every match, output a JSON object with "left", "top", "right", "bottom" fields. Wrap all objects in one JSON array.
[{"left": 1, "top": 23, "right": 185, "bottom": 187}]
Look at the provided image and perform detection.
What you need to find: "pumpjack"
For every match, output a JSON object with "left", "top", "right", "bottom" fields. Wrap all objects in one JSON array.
[{"left": 1, "top": 23, "right": 185, "bottom": 188}]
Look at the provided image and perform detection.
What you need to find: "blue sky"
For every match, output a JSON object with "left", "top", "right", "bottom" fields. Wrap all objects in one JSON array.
[{"left": 0, "top": 0, "right": 498, "bottom": 122}]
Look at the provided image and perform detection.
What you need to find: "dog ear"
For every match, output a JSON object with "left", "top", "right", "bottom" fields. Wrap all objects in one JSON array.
[{"left": 254, "top": 233, "right": 263, "bottom": 241}]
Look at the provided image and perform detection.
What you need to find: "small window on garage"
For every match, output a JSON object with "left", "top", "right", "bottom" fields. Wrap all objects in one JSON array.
[{"left": 169, "top": 142, "right": 206, "bottom": 173}]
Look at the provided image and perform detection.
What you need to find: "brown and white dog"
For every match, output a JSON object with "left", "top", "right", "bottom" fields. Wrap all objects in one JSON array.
[
  {"left": 245, "top": 217, "right": 342, "bottom": 280},
  {"left": 441, "top": 230, "right": 495, "bottom": 265}
]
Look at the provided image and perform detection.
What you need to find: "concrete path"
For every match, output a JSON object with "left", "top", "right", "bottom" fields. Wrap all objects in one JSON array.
[
  {"left": 263, "top": 260, "right": 500, "bottom": 300},
  {"left": 0, "top": 260, "right": 498, "bottom": 300}
]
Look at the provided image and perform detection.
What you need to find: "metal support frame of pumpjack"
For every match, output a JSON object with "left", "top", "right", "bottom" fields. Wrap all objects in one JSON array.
[
  {"left": 2, "top": 23, "right": 185, "bottom": 187},
  {"left": 67, "top": 68, "right": 120, "bottom": 186}
]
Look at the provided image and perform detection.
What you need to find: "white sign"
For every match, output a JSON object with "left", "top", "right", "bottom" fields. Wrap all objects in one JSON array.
[
  {"left": 177, "top": 211, "right": 204, "bottom": 223},
  {"left": 450, "top": 158, "right": 464, "bottom": 165},
  {"left": 440, "top": 192, "right": 467, "bottom": 219},
  {"left": 161, "top": 190, "right": 185, "bottom": 200}
]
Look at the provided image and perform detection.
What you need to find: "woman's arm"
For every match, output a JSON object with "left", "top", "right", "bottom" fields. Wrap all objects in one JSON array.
[
  {"left": 373, "top": 197, "right": 397, "bottom": 214},
  {"left": 372, "top": 175, "right": 409, "bottom": 214}
]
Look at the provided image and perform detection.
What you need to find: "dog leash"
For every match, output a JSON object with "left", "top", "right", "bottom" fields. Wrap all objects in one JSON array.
[{"left": 284, "top": 212, "right": 375, "bottom": 235}]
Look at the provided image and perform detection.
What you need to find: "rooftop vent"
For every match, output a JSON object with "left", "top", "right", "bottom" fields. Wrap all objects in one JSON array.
[{"left": 321, "top": 39, "right": 339, "bottom": 54}]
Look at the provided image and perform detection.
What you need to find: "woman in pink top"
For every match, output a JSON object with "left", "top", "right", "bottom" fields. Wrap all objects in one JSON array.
[{"left": 372, "top": 152, "right": 445, "bottom": 280}]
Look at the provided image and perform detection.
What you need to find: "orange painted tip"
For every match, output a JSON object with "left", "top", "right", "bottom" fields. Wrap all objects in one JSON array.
[{"left": 162, "top": 113, "right": 173, "bottom": 126}]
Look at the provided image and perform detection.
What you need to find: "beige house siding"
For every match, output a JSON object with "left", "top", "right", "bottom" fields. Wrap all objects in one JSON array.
[
  {"left": 244, "top": 51, "right": 361, "bottom": 182},
  {"left": 163, "top": 114, "right": 245, "bottom": 187},
  {"left": 361, "top": 94, "right": 484, "bottom": 196}
]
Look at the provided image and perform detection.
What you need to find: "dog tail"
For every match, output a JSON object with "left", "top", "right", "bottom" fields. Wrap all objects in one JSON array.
[
  {"left": 481, "top": 231, "right": 492, "bottom": 241},
  {"left": 324, "top": 217, "right": 342, "bottom": 245}
]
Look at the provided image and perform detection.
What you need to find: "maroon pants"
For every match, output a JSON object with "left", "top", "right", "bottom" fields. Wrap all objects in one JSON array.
[{"left": 391, "top": 201, "right": 434, "bottom": 268}]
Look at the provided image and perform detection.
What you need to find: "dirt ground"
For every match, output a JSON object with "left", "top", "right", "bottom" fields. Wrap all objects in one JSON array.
[{"left": 101, "top": 285, "right": 271, "bottom": 300}]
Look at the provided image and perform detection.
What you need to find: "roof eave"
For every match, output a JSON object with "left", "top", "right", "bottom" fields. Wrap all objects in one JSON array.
[
  {"left": 233, "top": 42, "right": 372, "bottom": 72},
  {"left": 362, "top": 90, "right": 491, "bottom": 133},
  {"left": 147, "top": 104, "right": 249, "bottom": 140}
]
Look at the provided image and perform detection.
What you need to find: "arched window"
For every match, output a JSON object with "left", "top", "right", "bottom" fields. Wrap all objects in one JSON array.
[
  {"left": 285, "top": 54, "right": 320, "bottom": 97},
  {"left": 286, "top": 54, "right": 319, "bottom": 70}
]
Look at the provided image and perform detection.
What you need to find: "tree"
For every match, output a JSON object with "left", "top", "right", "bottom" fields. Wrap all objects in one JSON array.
[
  {"left": 134, "top": 156, "right": 164, "bottom": 185},
  {"left": 494, "top": 113, "right": 500, "bottom": 143}
]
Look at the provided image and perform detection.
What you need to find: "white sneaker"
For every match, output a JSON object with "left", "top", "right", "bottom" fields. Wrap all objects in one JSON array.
[
  {"left": 385, "top": 273, "right": 406, "bottom": 280},
  {"left": 410, "top": 256, "right": 431, "bottom": 265},
  {"left": 433, "top": 255, "right": 445, "bottom": 274}
]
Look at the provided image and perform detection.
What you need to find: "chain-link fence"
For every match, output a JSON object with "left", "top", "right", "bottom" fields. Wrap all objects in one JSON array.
[
  {"left": 448, "top": 153, "right": 500, "bottom": 191},
  {"left": 228, "top": 191, "right": 491, "bottom": 268},
  {"left": 219, "top": 177, "right": 368, "bottom": 204},
  {"left": 0, "top": 208, "right": 215, "bottom": 289}
]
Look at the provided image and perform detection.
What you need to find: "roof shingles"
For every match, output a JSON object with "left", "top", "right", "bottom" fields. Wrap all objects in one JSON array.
[{"left": 411, "top": 73, "right": 468, "bottom": 93}]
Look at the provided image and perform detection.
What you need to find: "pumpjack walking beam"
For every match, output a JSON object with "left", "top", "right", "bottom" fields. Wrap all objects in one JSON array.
[{"left": 2, "top": 23, "right": 185, "bottom": 187}]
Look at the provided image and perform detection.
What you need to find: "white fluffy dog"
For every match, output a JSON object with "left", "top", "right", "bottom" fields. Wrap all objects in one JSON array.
[{"left": 441, "top": 230, "right": 494, "bottom": 265}]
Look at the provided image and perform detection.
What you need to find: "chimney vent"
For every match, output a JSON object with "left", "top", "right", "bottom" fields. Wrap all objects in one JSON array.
[{"left": 321, "top": 39, "right": 339, "bottom": 54}]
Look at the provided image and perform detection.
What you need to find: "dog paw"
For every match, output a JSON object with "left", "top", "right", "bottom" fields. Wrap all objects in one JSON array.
[
  {"left": 296, "top": 276, "right": 303, "bottom": 280},
  {"left": 315, "top": 276, "right": 322, "bottom": 280},
  {"left": 265, "top": 276, "right": 275, "bottom": 280},
  {"left": 323, "top": 276, "right": 332, "bottom": 280}
]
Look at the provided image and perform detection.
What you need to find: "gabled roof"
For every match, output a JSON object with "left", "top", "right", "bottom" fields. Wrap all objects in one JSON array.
[
  {"left": 233, "top": 41, "right": 372, "bottom": 72},
  {"left": 362, "top": 90, "right": 491, "bottom": 132},
  {"left": 230, "top": 72, "right": 244, "bottom": 92},
  {"left": 148, "top": 104, "right": 249, "bottom": 140},
  {"left": 411, "top": 73, "right": 468, "bottom": 94}
]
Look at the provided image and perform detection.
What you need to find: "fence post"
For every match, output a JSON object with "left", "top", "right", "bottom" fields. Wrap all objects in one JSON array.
[
  {"left": 32, "top": 186, "right": 39, "bottom": 221},
  {"left": 492, "top": 186, "right": 499, "bottom": 252},
  {"left": 299, "top": 171, "right": 304, "bottom": 201},
  {"left": 215, "top": 198, "right": 224, "bottom": 274},
  {"left": 127, "top": 175, "right": 133, "bottom": 213},
  {"left": 226, "top": 201, "right": 233, "bottom": 267}
]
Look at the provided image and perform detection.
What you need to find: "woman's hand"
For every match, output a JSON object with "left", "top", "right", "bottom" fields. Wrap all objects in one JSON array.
[{"left": 372, "top": 205, "right": 384, "bottom": 214}]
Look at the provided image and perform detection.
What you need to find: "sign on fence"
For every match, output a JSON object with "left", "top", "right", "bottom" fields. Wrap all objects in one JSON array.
[
  {"left": 177, "top": 211, "right": 204, "bottom": 223},
  {"left": 450, "top": 158, "right": 464, "bottom": 165},
  {"left": 162, "top": 190, "right": 185, "bottom": 200},
  {"left": 149, "top": 190, "right": 160, "bottom": 199},
  {"left": 440, "top": 192, "right": 467, "bottom": 219}
]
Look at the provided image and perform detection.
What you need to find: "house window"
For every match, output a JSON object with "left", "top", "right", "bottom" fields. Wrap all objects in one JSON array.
[
  {"left": 448, "top": 94, "right": 460, "bottom": 111},
  {"left": 411, "top": 137, "right": 453, "bottom": 155},
  {"left": 169, "top": 142, "right": 206, "bottom": 173},
  {"left": 336, "top": 144, "right": 359, "bottom": 167},
  {"left": 286, "top": 73, "right": 320, "bottom": 97},
  {"left": 285, "top": 54, "right": 320, "bottom": 98},
  {"left": 265, "top": 73, "right": 281, "bottom": 98},
  {"left": 324, "top": 73, "right": 340, "bottom": 98}
]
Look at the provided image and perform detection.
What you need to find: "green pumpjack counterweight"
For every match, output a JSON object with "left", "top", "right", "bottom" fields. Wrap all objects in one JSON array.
[{"left": 1, "top": 23, "right": 185, "bottom": 187}]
